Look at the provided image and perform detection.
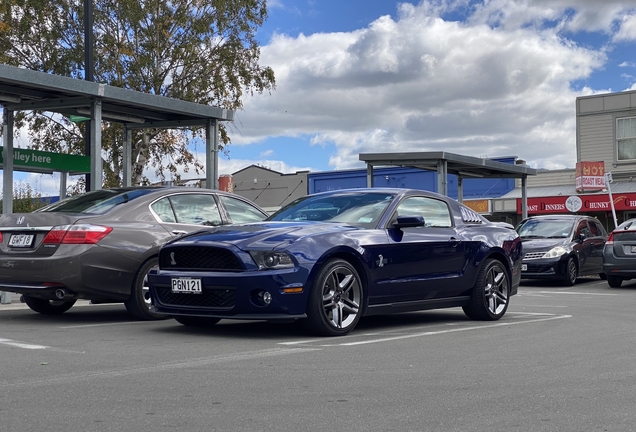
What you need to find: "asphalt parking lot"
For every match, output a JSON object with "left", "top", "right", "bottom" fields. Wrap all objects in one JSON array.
[{"left": 1, "top": 277, "right": 635, "bottom": 432}]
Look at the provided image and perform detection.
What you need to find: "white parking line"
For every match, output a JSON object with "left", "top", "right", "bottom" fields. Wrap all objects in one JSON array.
[
  {"left": 0, "top": 338, "right": 48, "bottom": 350},
  {"left": 59, "top": 321, "right": 155, "bottom": 329},
  {"left": 0, "top": 347, "right": 321, "bottom": 389},
  {"left": 534, "top": 291, "right": 617, "bottom": 296},
  {"left": 280, "top": 312, "right": 571, "bottom": 347}
]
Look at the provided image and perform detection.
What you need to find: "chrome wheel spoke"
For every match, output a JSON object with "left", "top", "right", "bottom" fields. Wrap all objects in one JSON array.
[
  {"left": 320, "top": 265, "right": 362, "bottom": 330},
  {"left": 485, "top": 266, "right": 508, "bottom": 315}
]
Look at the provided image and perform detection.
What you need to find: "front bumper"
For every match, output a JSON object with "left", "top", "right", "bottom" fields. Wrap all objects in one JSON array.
[
  {"left": 148, "top": 268, "right": 309, "bottom": 320},
  {"left": 520, "top": 256, "right": 568, "bottom": 280}
]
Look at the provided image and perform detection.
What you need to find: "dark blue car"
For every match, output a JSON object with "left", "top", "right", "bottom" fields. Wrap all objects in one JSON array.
[{"left": 148, "top": 188, "right": 522, "bottom": 336}]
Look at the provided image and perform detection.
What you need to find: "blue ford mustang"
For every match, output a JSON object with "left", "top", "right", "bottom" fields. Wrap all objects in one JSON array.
[{"left": 148, "top": 188, "right": 522, "bottom": 336}]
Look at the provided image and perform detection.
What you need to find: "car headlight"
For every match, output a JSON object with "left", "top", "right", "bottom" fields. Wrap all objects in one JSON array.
[
  {"left": 542, "top": 246, "right": 568, "bottom": 259},
  {"left": 249, "top": 251, "right": 295, "bottom": 270}
]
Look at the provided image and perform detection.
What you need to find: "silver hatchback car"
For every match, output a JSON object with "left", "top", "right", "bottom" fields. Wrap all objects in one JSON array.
[
  {"left": 0, "top": 187, "right": 268, "bottom": 319},
  {"left": 603, "top": 218, "right": 636, "bottom": 288}
]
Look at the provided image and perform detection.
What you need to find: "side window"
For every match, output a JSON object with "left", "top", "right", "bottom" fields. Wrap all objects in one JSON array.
[
  {"left": 150, "top": 197, "right": 177, "bottom": 223},
  {"left": 168, "top": 194, "right": 223, "bottom": 226},
  {"left": 589, "top": 220, "right": 606, "bottom": 237},
  {"left": 395, "top": 197, "right": 452, "bottom": 228},
  {"left": 588, "top": 220, "right": 600, "bottom": 237},
  {"left": 576, "top": 221, "right": 591, "bottom": 238},
  {"left": 218, "top": 195, "right": 266, "bottom": 224}
]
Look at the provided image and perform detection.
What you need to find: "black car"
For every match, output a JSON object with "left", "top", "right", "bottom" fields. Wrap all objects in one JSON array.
[
  {"left": 516, "top": 214, "right": 608, "bottom": 286},
  {"left": 0, "top": 187, "right": 268, "bottom": 319},
  {"left": 149, "top": 188, "right": 523, "bottom": 336}
]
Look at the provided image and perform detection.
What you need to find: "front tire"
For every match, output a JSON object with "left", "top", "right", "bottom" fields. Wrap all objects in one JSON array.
[
  {"left": 562, "top": 257, "right": 577, "bottom": 286},
  {"left": 23, "top": 296, "right": 76, "bottom": 315},
  {"left": 463, "top": 259, "right": 510, "bottom": 321},
  {"left": 304, "top": 258, "right": 363, "bottom": 336},
  {"left": 124, "top": 258, "right": 165, "bottom": 320},
  {"left": 607, "top": 275, "right": 623, "bottom": 288}
]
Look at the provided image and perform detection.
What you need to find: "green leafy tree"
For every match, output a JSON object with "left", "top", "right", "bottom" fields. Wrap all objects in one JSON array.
[
  {"left": 0, "top": 0, "right": 275, "bottom": 188},
  {"left": 0, "top": 182, "right": 50, "bottom": 213}
]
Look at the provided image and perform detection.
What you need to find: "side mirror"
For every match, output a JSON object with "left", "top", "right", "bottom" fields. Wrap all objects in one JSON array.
[
  {"left": 578, "top": 233, "right": 586, "bottom": 243},
  {"left": 393, "top": 215, "right": 425, "bottom": 229}
]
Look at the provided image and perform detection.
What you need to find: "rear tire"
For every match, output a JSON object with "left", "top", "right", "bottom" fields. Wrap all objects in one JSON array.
[
  {"left": 462, "top": 259, "right": 510, "bottom": 321},
  {"left": 562, "top": 258, "right": 577, "bottom": 286},
  {"left": 607, "top": 275, "right": 623, "bottom": 288},
  {"left": 23, "top": 296, "right": 76, "bottom": 315},
  {"left": 174, "top": 316, "right": 221, "bottom": 327},
  {"left": 124, "top": 258, "right": 166, "bottom": 320}
]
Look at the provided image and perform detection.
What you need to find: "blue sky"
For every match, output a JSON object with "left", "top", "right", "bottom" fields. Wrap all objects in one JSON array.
[
  {"left": 10, "top": 0, "right": 636, "bottom": 195},
  {"left": 220, "top": 0, "right": 636, "bottom": 175}
]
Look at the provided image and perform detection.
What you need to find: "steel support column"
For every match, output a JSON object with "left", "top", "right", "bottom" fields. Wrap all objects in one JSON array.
[{"left": 89, "top": 98, "right": 102, "bottom": 191}]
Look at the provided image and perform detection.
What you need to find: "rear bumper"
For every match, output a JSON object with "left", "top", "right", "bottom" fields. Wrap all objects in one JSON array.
[
  {"left": 603, "top": 263, "right": 636, "bottom": 280},
  {"left": 0, "top": 245, "right": 140, "bottom": 301}
]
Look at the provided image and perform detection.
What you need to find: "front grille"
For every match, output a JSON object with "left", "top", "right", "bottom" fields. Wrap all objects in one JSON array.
[
  {"left": 155, "top": 285, "right": 235, "bottom": 308},
  {"left": 160, "top": 246, "right": 244, "bottom": 270},
  {"left": 524, "top": 252, "right": 545, "bottom": 260}
]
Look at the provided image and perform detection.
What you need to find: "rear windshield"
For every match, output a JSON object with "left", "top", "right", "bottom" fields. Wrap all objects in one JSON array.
[{"left": 36, "top": 189, "right": 157, "bottom": 215}]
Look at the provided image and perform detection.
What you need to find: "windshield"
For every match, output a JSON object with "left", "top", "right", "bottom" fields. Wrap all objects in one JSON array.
[
  {"left": 516, "top": 219, "right": 574, "bottom": 239},
  {"left": 36, "top": 189, "right": 157, "bottom": 215},
  {"left": 268, "top": 192, "right": 396, "bottom": 227}
]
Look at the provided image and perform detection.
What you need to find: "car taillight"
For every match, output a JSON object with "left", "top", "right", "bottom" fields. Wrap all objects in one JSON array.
[
  {"left": 0, "top": 232, "right": 3, "bottom": 243},
  {"left": 42, "top": 224, "right": 113, "bottom": 245},
  {"left": 605, "top": 232, "right": 614, "bottom": 245}
]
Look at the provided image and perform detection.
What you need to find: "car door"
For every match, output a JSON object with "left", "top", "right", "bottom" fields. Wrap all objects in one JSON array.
[
  {"left": 573, "top": 219, "right": 595, "bottom": 275},
  {"left": 587, "top": 219, "right": 607, "bottom": 273},
  {"left": 385, "top": 196, "right": 468, "bottom": 302}
]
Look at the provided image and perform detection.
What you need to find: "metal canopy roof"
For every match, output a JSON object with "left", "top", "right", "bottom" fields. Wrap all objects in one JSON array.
[
  {"left": 0, "top": 64, "right": 233, "bottom": 127},
  {"left": 359, "top": 151, "right": 537, "bottom": 218},
  {"left": 1, "top": 64, "right": 234, "bottom": 214},
  {"left": 359, "top": 151, "right": 537, "bottom": 179}
]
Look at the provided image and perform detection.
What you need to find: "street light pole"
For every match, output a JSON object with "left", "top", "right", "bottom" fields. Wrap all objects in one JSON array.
[{"left": 84, "top": 0, "right": 93, "bottom": 191}]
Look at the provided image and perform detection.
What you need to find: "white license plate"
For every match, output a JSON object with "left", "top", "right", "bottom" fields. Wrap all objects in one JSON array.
[
  {"left": 521, "top": 264, "right": 527, "bottom": 271},
  {"left": 9, "top": 234, "right": 35, "bottom": 248},
  {"left": 171, "top": 278, "right": 202, "bottom": 294},
  {"left": 631, "top": 246, "right": 636, "bottom": 254}
]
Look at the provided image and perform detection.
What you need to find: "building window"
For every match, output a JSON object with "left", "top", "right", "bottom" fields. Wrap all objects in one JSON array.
[{"left": 617, "top": 116, "right": 636, "bottom": 161}]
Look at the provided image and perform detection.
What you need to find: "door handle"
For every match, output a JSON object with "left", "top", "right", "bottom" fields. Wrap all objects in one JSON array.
[{"left": 172, "top": 230, "right": 188, "bottom": 236}]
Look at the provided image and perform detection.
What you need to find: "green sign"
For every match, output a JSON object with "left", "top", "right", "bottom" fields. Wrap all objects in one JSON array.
[
  {"left": 0, "top": 146, "right": 91, "bottom": 174},
  {"left": 69, "top": 115, "right": 91, "bottom": 123}
]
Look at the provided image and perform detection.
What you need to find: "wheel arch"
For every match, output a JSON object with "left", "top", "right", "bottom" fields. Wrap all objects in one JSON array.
[
  {"left": 304, "top": 248, "right": 370, "bottom": 305},
  {"left": 480, "top": 250, "right": 513, "bottom": 283}
]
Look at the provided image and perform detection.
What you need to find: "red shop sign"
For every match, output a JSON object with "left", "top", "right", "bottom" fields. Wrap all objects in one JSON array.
[{"left": 517, "top": 193, "right": 636, "bottom": 214}]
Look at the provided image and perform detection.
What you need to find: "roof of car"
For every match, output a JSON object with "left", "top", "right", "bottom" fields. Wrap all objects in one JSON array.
[{"left": 525, "top": 214, "right": 596, "bottom": 220}]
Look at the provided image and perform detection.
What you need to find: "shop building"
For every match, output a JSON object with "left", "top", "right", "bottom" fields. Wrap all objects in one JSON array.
[{"left": 493, "top": 88, "right": 636, "bottom": 230}]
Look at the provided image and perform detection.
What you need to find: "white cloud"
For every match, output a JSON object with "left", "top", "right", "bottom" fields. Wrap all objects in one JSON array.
[
  {"left": 614, "top": 14, "right": 636, "bottom": 41},
  {"left": 235, "top": 1, "right": 607, "bottom": 170},
  {"left": 259, "top": 149, "right": 274, "bottom": 157},
  {"left": 467, "top": 0, "right": 634, "bottom": 34},
  {"left": 619, "top": 61, "right": 636, "bottom": 67}
]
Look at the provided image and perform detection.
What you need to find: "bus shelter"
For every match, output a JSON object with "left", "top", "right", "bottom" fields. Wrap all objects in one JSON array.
[{"left": 0, "top": 64, "right": 234, "bottom": 213}]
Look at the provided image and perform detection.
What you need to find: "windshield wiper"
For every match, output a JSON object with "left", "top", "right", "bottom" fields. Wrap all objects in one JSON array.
[{"left": 520, "top": 235, "right": 545, "bottom": 239}]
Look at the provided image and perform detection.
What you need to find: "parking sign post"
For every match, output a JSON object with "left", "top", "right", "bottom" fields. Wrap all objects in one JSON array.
[{"left": 605, "top": 172, "right": 618, "bottom": 229}]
